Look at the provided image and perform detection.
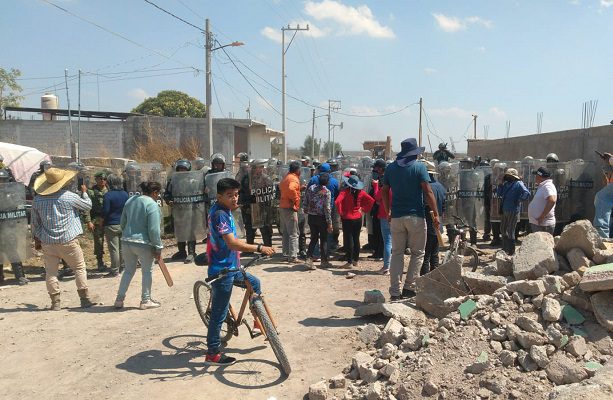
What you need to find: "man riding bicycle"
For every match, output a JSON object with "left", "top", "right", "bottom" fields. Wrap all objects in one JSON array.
[{"left": 205, "top": 178, "right": 275, "bottom": 366}]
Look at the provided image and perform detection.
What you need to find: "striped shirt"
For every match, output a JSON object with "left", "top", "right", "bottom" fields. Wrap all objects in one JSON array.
[{"left": 32, "top": 190, "right": 92, "bottom": 244}]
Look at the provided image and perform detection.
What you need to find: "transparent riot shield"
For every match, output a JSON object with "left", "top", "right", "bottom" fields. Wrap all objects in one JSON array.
[
  {"left": 205, "top": 171, "right": 233, "bottom": 204},
  {"left": 490, "top": 162, "right": 507, "bottom": 222},
  {"left": 277, "top": 165, "right": 289, "bottom": 180},
  {"left": 437, "top": 162, "right": 459, "bottom": 225},
  {"left": 0, "top": 182, "right": 29, "bottom": 264},
  {"left": 249, "top": 171, "right": 276, "bottom": 229},
  {"left": 300, "top": 166, "right": 312, "bottom": 186},
  {"left": 568, "top": 160, "right": 597, "bottom": 221},
  {"left": 456, "top": 169, "right": 485, "bottom": 231},
  {"left": 519, "top": 159, "right": 546, "bottom": 220},
  {"left": 550, "top": 162, "right": 571, "bottom": 223},
  {"left": 124, "top": 163, "right": 143, "bottom": 196},
  {"left": 67, "top": 162, "right": 92, "bottom": 193},
  {"left": 171, "top": 170, "right": 206, "bottom": 242}
]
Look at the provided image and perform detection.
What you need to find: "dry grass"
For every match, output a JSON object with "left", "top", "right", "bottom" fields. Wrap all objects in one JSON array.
[{"left": 130, "top": 117, "right": 203, "bottom": 166}]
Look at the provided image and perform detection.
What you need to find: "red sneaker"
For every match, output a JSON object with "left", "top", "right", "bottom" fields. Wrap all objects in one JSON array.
[{"left": 205, "top": 352, "right": 236, "bottom": 366}]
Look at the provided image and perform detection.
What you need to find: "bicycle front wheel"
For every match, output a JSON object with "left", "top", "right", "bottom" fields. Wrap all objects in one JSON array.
[
  {"left": 251, "top": 298, "right": 291, "bottom": 375},
  {"left": 193, "top": 280, "right": 234, "bottom": 344}
]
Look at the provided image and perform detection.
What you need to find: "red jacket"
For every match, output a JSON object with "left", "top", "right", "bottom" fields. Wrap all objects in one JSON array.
[
  {"left": 335, "top": 188, "right": 374, "bottom": 220},
  {"left": 372, "top": 180, "right": 392, "bottom": 219}
]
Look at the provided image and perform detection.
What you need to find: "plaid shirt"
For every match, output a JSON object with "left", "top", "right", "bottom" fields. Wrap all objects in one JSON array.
[{"left": 32, "top": 190, "right": 92, "bottom": 244}]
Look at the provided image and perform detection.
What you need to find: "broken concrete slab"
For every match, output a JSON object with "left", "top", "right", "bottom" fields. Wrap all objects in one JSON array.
[
  {"left": 506, "top": 279, "right": 546, "bottom": 296},
  {"left": 355, "top": 301, "right": 427, "bottom": 327},
  {"left": 415, "top": 255, "right": 470, "bottom": 318},
  {"left": 567, "top": 247, "right": 592, "bottom": 272},
  {"left": 579, "top": 263, "right": 613, "bottom": 292},
  {"left": 379, "top": 318, "right": 404, "bottom": 345},
  {"left": 591, "top": 291, "right": 613, "bottom": 333},
  {"left": 548, "top": 359, "right": 613, "bottom": 399},
  {"left": 462, "top": 271, "right": 507, "bottom": 295},
  {"left": 554, "top": 220, "right": 606, "bottom": 259},
  {"left": 495, "top": 251, "right": 513, "bottom": 276},
  {"left": 513, "top": 232, "right": 558, "bottom": 280},
  {"left": 562, "top": 304, "right": 586, "bottom": 325}
]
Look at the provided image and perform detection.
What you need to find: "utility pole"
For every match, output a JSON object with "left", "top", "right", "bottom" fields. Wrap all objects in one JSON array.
[
  {"left": 327, "top": 99, "right": 341, "bottom": 159},
  {"left": 281, "top": 24, "right": 309, "bottom": 163},
  {"left": 205, "top": 18, "right": 213, "bottom": 159},
  {"left": 64, "top": 69, "right": 74, "bottom": 161},
  {"left": 77, "top": 69, "right": 81, "bottom": 162},
  {"left": 418, "top": 97, "right": 423, "bottom": 147},
  {"left": 331, "top": 121, "right": 343, "bottom": 157},
  {"left": 472, "top": 114, "right": 478, "bottom": 139},
  {"left": 310, "top": 109, "right": 316, "bottom": 161}
]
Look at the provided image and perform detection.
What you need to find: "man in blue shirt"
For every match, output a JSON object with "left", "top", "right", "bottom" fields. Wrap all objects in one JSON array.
[
  {"left": 381, "top": 138, "right": 440, "bottom": 301},
  {"left": 421, "top": 161, "right": 446, "bottom": 275},
  {"left": 206, "top": 178, "right": 275, "bottom": 366},
  {"left": 496, "top": 168, "right": 530, "bottom": 255}
]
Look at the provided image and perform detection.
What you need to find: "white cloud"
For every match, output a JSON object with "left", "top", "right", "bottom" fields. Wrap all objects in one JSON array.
[
  {"left": 424, "top": 67, "right": 437, "bottom": 75},
  {"left": 304, "top": 0, "right": 395, "bottom": 39},
  {"left": 261, "top": 27, "right": 282, "bottom": 43},
  {"left": 476, "top": 46, "right": 486, "bottom": 53},
  {"left": 601, "top": 0, "right": 613, "bottom": 7},
  {"left": 489, "top": 107, "right": 507, "bottom": 119},
  {"left": 432, "top": 13, "right": 493, "bottom": 33},
  {"left": 128, "top": 88, "right": 148, "bottom": 102},
  {"left": 429, "top": 107, "right": 473, "bottom": 119}
]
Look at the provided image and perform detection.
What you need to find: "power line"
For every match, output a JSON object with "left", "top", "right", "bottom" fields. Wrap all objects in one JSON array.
[
  {"left": 176, "top": 0, "right": 203, "bottom": 20},
  {"left": 212, "top": 78, "right": 225, "bottom": 117},
  {"left": 143, "top": 0, "right": 204, "bottom": 33}
]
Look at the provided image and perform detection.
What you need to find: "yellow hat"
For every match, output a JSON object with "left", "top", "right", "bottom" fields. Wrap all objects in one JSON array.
[{"left": 33, "top": 167, "right": 78, "bottom": 196}]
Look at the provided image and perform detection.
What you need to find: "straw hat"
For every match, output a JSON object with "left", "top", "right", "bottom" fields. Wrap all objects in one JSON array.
[
  {"left": 504, "top": 168, "right": 521, "bottom": 180},
  {"left": 33, "top": 167, "right": 78, "bottom": 196}
]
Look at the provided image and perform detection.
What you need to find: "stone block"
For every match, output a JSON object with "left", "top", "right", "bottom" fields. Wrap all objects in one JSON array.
[
  {"left": 555, "top": 220, "right": 606, "bottom": 259},
  {"left": 506, "top": 280, "right": 546, "bottom": 296},
  {"left": 516, "top": 331, "right": 547, "bottom": 349},
  {"left": 579, "top": 263, "right": 613, "bottom": 292},
  {"left": 567, "top": 248, "right": 592, "bottom": 272},
  {"left": 530, "top": 345, "right": 550, "bottom": 368},
  {"left": 364, "top": 289, "right": 386, "bottom": 304},
  {"left": 562, "top": 271, "right": 582, "bottom": 287},
  {"left": 355, "top": 302, "right": 426, "bottom": 327},
  {"left": 566, "top": 336, "right": 588, "bottom": 357},
  {"left": 359, "top": 324, "right": 382, "bottom": 345},
  {"left": 513, "top": 232, "right": 558, "bottom": 280},
  {"left": 352, "top": 351, "right": 374, "bottom": 370},
  {"left": 545, "top": 353, "right": 589, "bottom": 385},
  {"left": 591, "top": 291, "right": 613, "bottom": 333},
  {"left": 517, "top": 350, "right": 539, "bottom": 372},
  {"left": 379, "top": 318, "right": 404, "bottom": 346},
  {"left": 495, "top": 251, "right": 514, "bottom": 276},
  {"left": 541, "top": 275, "right": 565, "bottom": 294},
  {"left": 542, "top": 297, "right": 563, "bottom": 322},
  {"left": 515, "top": 314, "right": 543, "bottom": 333},
  {"left": 309, "top": 380, "right": 329, "bottom": 400},
  {"left": 499, "top": 350, "right": 517, "bottom": 367},
  {"left": 462, "top": 271, "right": 507, "bottom": 295}
]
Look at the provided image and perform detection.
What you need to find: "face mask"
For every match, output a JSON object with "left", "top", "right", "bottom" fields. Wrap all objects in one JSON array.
[{"left": 372, "top": 171, "right": 379, "bottom": 180}]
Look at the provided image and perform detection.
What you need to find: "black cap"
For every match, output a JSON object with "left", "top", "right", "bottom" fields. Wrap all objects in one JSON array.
[
  {"left": 532, "top": 167, "right": 551, "bottom": 178},
  {"left": 373, "top": 159, "right": 386, "bottom": 169}
]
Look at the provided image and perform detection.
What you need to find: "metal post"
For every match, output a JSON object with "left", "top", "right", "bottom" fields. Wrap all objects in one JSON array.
[
  {"left": 327, "top": 101, "right": 331, "bottom": 159},
  {"left": 418, "top": 97, "right": 423, "bottom": 146},
  {"left": 206, "top": 19, "right": 213, "bottom": 159},
  {"left": 472, "top": 114, "right": 478, "bottom": 139},
  {"left": 77, "top": 69, "right": 81, "bottom": 162},
  {"left": 281, "top": 28, "right": 286, "bottom": 162},
  {"left": 310, "top": 109, "right": 315, "bottom": 160},
  {"left": 64, "top": 69, "right": 74, "bottom": 161}
]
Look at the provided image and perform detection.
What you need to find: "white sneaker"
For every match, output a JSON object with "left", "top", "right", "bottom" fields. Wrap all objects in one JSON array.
[
  {"left": 306, "top": 258, "right": 316, "bottom": 270},
  {"left": 113, "top": 299, "right": 124, "bottom": 309},
  {"left": 140, "top": 299, "right": 161, "bottom": 310}
]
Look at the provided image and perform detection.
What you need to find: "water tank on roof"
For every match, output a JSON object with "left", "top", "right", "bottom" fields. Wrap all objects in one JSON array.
[{"left": 41, "top": 93, "right": 59, "bottom": 121}]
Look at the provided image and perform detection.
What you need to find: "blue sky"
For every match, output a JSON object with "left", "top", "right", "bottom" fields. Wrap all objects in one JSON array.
[{"left": 2, "top": 0, "right": 612, "bottom": 152}]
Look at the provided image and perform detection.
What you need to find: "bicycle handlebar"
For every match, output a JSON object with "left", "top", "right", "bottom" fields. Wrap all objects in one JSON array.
[{"left": 204, "top": 254, "right": 270, "bottom": 283}]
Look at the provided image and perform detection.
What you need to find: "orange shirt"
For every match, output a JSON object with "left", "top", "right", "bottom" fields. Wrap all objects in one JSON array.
[{"left": 279, "top": 172, "right": 301, "bottom": 211}]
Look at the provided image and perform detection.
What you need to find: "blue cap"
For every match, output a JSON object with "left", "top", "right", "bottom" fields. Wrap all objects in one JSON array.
[{"left": 319, "top": 163, "right": 331, "bottom": 172}]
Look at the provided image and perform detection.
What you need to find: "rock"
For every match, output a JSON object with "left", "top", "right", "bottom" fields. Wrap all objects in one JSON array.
[
  {"left": 359, "top": 324, "right": 382, "bottom": 345},
  {"left": 352, "top": 352, "right": 374, "bottom": 370},
  {"left": 490, "top": 328, "right": 507, "bottom": 341},
  {"left": 541, "top": 275, "right": 565, "bottom": 294},
  {"left": 477, "top": 387, "right": 493, "bottom": 399},
  {"left": 562, "top": 271, "right": 582, "bottom": 287},
  {"left": 355, "top": 301, "right": 427, "bottom": 326},
  {"left": 458, "top": 299, "right": 478, "bottom": 320},
  {"left": 556, "top": 252, "right": 572, "bottom": 272},
  {"left": 562, "top": 304, "right": 586, "bottom": 325},
  {"left": 359, "top": 365, "right": 379, "bottom": 383},
  {"left": 567, "top": 248, "right": 592, "bottom": 272},
  {"left": 509, "top": 389, "right": 523, "bottom": 399},
  {"left": 400, "top": 327, "right": 423, "bottom": 351},
  {"left": 379, "top": 362, "right": 397, "bottom": 378},
  {"left": 530, "top": 345, "right": 550, "bottom": 368},
  {"left": 465, "top": 351, "right": 489, "bottom": 374},
  {"left": 490, "top": 341, "right": 503, "bottom": 353},
  {"left": 516, "top": 331, "right": 547, "bottom": 349},
  {"left": 495, "top": 251, "right": 514, "bottom": 276},
  {"left": 309, "top": 380, "right": 329, "bottom": 400},
  {"left": 364, "top": 289, "right": 386, "bottom": 304},
  {"left": 379, "top": 343, "right": 397, "bottom": 360},
  {"left": 591, "top": 291, "right": 613, "bottom": 333},
  {"left": 506, "top": 323, "right": 522, "bottom": 342},
  {"left": 549, "top": 359, "right": 613, "bottom": 399},
  {"left": 422, "top": 380, "right": 439, "bottom": 396},
  {"left": 593, "top": 248, "right": 613, "bottom": 265},
  {"left": 373, "top": 358, "right": 388, "bottom": 369},
  {"left": 542, "top": 297, "right": 563, "bottom": 322},
  {"left": 506, "top": 280, "right": 546, "bottom": 296},
  {"left": 346, "top": 272, "right": 356, "bottom": 279},
  {"left": 380, "top": 318, "right": 404, "bottom": 345},
  {"left": 517, "top": 350, "right": 539, "bottom": 372},
  {"left": 438, "top": 317, "right": 455, "bottom": 331},
  {"left": 415, "top": 255, "right": 470, "bottom": 318},
  {"left": 499, "top": 350, "right": 517, "bottom": 367},
  {"left": 462, "top": 271, "right": 507, "bottom": 295},
  {"left": 546, "top": 325, "right": 569, "bottom": 348},
  {"left": 330, "top": 374, "right": 346, "bottom": 389},
  {"left": 554, "top": 220, "right": 606, "bottom": 259},
  {"left": 560, "top": 287, "right": 593, "bottom": 311},
  {"left": 490, "top": 312, "right": 503, "bottom": 326},
  {"left": 566, "top": 336, "right": 588, "bottom": 357},
  {"left": 480, "top": 377, "right": 504, "bottom": 395},
  {"left": 513, "top": 232, "right": 558, "bottom": 280},
  {"left": 545, "top": 353, "right": 589, "bottom": 384},
  {"left": 579, "top": 263, "right": 613, "bottom": 292},
  {"left": 532, "top": 294, "right": 544, "bottom": 308},
  {"left": 515, "top": 315, "right": 544, "bottom": 333},
  {"left": 365, "top": 381, "right": 384, "bottom": 400}
]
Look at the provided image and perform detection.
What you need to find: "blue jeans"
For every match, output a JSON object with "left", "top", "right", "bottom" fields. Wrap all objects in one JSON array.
[
  {"left": 593, "top": 183, "right": 613, "bottom": 238},
  {"left": 207, "top": 271, "right": 261, "bottom": 355},
  {"left": 380, "top": 218, "right": 392, "bottom": 269},
  {"left": 116, "top": 243, "right": 154, "bottom": 302}
]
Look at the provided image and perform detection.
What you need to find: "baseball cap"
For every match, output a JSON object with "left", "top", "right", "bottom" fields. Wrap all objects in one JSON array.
[{"left": 532, "top": 167, "right": 551, "bottom": 178}]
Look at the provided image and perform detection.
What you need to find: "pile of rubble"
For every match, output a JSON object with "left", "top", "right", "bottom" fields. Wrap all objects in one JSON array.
[{"left": 308, "top": 220, "right": 613, "bottom": 400}]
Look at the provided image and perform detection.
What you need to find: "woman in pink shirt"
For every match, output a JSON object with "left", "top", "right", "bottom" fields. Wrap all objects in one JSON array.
[{"left": 335, "top": 175, "right": 374, "bottom": 268}]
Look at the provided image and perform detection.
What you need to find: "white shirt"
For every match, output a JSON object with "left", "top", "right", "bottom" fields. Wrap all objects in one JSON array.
[{"left": 528, "top": 179, "right": 557, "bottom": 226}]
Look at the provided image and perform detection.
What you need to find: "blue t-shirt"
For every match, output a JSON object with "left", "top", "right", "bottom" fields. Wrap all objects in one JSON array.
[
  {"left": 383, "top": 161, "right": 430, "bottom": 218},
  {"left": 206, "top": 203, "right": 240, "bottom": 277},
  {"left": 425, "top": 180, "right": 446, "bottom": 234}
]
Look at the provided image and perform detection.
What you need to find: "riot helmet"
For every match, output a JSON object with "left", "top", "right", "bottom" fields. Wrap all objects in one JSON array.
[
  {"left": 479, "top": 160, "right": 490, "bottom": 167},
  {"left": 40, "top": 160, "right": 52, "bottom": 171},
  {"left": 546, "top": 153, "right": 559, "bottom": 163},
  {"left": 438, "top": 143, "right": 447, "bottom": 150},
  {"left": 459, "top": 157, "right": 473, "bottom": 170},
  {"left": 490, "top": 158, "right": 500, "bottom": 165},
  {"left": 192, "top": 157, "right": 206, "bottom": 171},
  {"left": 67, "top": 161, "right": 86, "bottom": 172},
  {"left": 238, "top": 152, "right": 249, "bottom": 162},
  {"left": 211, "top": 153, "right": 226, "bottom": 171},
  {"left": 522, "top": 156, "right": 534, "bottom": 162},
  {"left": 174, "top": 159, "right": 192, "bottom": 172}
]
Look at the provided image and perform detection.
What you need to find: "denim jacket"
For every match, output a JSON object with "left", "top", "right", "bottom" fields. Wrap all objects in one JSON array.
[{"left": 496, "top": 180, "right": 530, "bottom": 213}]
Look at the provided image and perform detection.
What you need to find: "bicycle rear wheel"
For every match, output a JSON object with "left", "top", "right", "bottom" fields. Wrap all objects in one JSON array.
[
  {"left": 251, "top": 298, "right": 291, "bottom": 375},
  {"left": 193, "top": 280, "right": 234, "bottom": 344},
  {"left": 462, "top": 246, "right": 480, "bottom": 272}
]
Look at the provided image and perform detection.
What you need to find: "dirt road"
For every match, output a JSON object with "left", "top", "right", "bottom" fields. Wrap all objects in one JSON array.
[{"left": 0, "top": 235, "right": 392, "bottom": 400}]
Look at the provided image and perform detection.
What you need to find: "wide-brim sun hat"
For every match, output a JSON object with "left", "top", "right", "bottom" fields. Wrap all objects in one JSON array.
[
  {"left": 397, "top": 138, "right": 425, "bottom": 158},
  {"left": 342, "top": 175, "right": 364, "bottom": 190},
  {"left": 33, "top": 167, "right": 78, "bottom": 196},
  {"left": 504, "top": 168, "right": 521, "bottom": 180}
]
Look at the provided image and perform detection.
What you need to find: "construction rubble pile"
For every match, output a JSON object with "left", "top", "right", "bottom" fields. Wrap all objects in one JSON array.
[{"left": 308, "top": 220, "right": 613, "bottom": 400}]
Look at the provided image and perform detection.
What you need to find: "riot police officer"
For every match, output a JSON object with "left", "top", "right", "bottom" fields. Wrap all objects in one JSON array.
[
  {"left": 433, "top": 143, "right": 455, "bottom": 164},
  {"left": 0, "top": 169, "right": 29, "bottom": 285},
  {"left": 84, "top": 171, "right": 109, "bottom": 271},
  {"left": 239, "top": 159, "right": 274, "bottom": 247}
]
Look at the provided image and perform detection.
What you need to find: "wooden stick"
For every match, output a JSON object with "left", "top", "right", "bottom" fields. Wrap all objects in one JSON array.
[
  {"left": 157, "top": 258, "right": 173, "bottom": 287},
  {"left": 431, "top": 211, "right": 445, "bottom": 247}
]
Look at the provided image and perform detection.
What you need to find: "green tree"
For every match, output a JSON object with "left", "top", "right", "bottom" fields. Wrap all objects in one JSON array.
[
  {"left": 0, "top": 67, "right": 24, "bottom": 111},
  {"left": 299, "top": 135, "right": 321, "bottom": 158},
  {"left": 323, "top": 141, "right": 342, "bottom": 158},
  {"left": 131, "top": 90, "right": 206, "bottom": 118}
]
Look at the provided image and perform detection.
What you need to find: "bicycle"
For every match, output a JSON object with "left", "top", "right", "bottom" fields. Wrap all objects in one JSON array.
[
  {"left": 442, "top": 215, "right": 482, "bottom": 271},
  {"left": 193, "top": 255, "right": 291, "bottom": 375}
]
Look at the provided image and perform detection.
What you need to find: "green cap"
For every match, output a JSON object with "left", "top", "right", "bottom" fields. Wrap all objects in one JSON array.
[{"left": 94, "top": 171, "right": 107, "bottom": 179}]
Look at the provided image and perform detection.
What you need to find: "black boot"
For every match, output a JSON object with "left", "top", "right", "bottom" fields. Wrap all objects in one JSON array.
[
  {"left": 12, "top": 263, "right": 29, "bottom": 285},
  {"left": 171, "top": 242, "right": 187, "bottom": 261},
  {"left": 185, "top": 241, "right": 196, "bottom": 264},
  {"left": 469, "top": 228, "right": 478, "bottom": 246},
  {"left": 508, "top": 241, "right": 516, "bottom": 256},
  {"left": 96, "top": 255, "right": 108, "bottom": 272}
]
